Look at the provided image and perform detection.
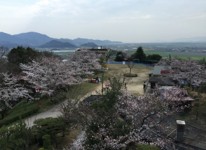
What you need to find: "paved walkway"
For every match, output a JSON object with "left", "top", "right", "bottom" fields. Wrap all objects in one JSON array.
[{"left": 25, "top": 84, "right": 102, "bottom": 127}]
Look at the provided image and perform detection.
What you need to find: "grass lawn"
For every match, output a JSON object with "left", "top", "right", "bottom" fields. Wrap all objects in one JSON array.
[
  {"left": 136, "top": 144, "right": 160, "bottom": 150},
  {"left": 65, "top": 82, "right": 100, "bottom": 100}
]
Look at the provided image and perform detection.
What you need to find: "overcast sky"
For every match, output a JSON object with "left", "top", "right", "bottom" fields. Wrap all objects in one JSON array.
[{"left": 0, "top": 0, "right": 206, "bottom": 42}]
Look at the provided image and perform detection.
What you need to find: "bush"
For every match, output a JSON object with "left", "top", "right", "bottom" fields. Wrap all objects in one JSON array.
[
  {"left": 124, "top": 73, "right": 138, "bottom": 77},
  {"left": 146, "top": 54, "right": 162, "bottom": 62},
  {"left": 136, "top": 144, "right": 160, "bottom": 150},
  {"left": 33, "top": 117, "right": 66, "bottom": 146},
  {"left": 42, "top": 134, "right": 52, "bottom": 150},
  {"left": 0, "top": 121, "right": 33, "bottom": 149},
  {"left": 198, "top": 83, "right": 206, "bottom": 93}
]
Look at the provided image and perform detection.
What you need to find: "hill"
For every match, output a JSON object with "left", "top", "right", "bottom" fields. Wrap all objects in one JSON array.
[
  {"left": 0, "top": 32, "right": 53, "bottom": 48},
  {"left": 72, "top": 38, "right": 122, "bottom": 46},
  {"left": 13, "top": 32, "right": 52, "bottom": 46},
  {"left": 80, "top": 42, "right": 98, "bottom": 48},
  {"left": 40, "top": 40, "right": 77, "bottom": 48}
]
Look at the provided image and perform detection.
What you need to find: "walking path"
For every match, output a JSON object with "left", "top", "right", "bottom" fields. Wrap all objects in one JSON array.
[{"left": 25, "top": 84, "right": 102, "bottom": 127}]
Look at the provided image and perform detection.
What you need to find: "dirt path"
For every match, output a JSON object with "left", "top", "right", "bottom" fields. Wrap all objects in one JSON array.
[{"left": 25, "top": 100, "right": 66, "bottom": 127}]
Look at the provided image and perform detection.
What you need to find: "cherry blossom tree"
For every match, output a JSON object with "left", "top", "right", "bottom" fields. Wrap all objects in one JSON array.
[
  {"left": 0, "top": 47, "right": 8, "bottom": 73},
  {"left": 20, "top": 57, "right": 72, "bottom": 96},
  {"left": 0, "top": 73, "right": 32, "bottom": 118},
  {"left": 83, "top": 92, "right": 177, "bottom": 149},
  {"left": 63, "top": 77, "right": 180, "bottom": 150},
  {"left": 20, "top": 51, "right": 101, "bottom": 96},
  {"left": 157, "top": 58, "right": 206, "bottom": 87},
  {"left": 0, "top": 46, "right": 7, "bottom": 59},
  {"left": 69, "top": 50, "right": 102, "bottom": 74}
]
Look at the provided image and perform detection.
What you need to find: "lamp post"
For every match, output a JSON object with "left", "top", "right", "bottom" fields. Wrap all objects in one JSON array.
[{"left": 176, "top": 120, "right": 186, "bottom": 142}]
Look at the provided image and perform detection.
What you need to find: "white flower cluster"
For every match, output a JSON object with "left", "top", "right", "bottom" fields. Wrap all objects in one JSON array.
[
  {"left": 20, "top": 51, "right": 101, "bottom": 95},
  {"left": 0, "top": 73, "right": 32, "bottom": 108}
]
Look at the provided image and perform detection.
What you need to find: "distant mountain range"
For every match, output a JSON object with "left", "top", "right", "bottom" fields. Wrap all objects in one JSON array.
[
  {"left": 176, "top": 37, "right": 206, "bottom": 43},
  {"left": 41, "top": 40, "right": 77, "bottom": 48},
  {"left": 0, "top": 32, "right": 122, "bottom": 49},
  {"left": 80, "top": 42, "right": 98, "bottom": 48}
]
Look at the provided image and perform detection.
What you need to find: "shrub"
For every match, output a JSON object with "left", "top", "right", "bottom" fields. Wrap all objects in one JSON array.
[
  {"left": 33, "top": 117, "right": 66, "bottom": 146},
  {"left": 0, "top": 121, "right": 33, "bottom": 149},
  {"left": 198, "top": 83, "right": 206, "bottom": 93},
  {"left": 124, "top": 73, "right": 138, "bottom": 77},
  {"left": 42, "top": 134, "right": 52, "bottom": 150},
  {"left": 136, "top": 144, "right": 160, "bottom": 150}
]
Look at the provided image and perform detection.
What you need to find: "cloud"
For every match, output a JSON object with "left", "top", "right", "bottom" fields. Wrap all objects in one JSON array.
[{"left": 0, "top": 0, "right": 205, "bottom": 42}]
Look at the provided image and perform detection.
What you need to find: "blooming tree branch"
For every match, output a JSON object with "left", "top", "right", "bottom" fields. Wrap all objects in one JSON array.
[
  {"left": 0, "top": 73, "right": 32, "bottom": 108},
  {"left": 20, "top": 51, "right": 102, "bottom": 96}
]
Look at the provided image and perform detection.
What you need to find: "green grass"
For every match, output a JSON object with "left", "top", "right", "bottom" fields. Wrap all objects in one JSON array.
[
  {"left": 127, "top": 49, "right": 206, "bottom": 61},
  {"left": 0, "top": 101, "right": 39, "bottom": 126},
  {"left": 144, "top": 50, "right": 206, "bottom": 60},
  {"left": 65, "top": 82, "right": 100, "bottom": 100},
  {"left": 136, "top": 144, "right": 160, "bottom": 150}
]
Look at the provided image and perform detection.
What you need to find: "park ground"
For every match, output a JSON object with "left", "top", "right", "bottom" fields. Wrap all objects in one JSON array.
[
  {"left": 106, "top": 64, "right": 152, "bottom": 95},
  {"left": 24, "top": 63, "right": 152, "bottom": 127}
]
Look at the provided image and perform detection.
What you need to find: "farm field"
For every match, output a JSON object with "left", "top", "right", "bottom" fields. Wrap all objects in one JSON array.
[{"left": 144, "top": 50, "right": 206, "bottom": 60}]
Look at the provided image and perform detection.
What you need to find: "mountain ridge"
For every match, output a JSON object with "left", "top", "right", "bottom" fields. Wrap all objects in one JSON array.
[
  {"left": 0, "top": 32, "right": 122, "bottom": 48},
  {"left": 40, "top": 40, "right": 77, "bottom": 48}
]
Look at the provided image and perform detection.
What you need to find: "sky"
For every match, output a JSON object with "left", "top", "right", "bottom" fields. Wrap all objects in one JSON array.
[{"left": 0, "top": 0, "right": 206, "bottom": 42}]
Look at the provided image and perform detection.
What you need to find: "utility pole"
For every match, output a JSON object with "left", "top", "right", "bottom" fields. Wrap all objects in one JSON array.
[{"left": 101, "top": 68, "right": 104, "bottom": 95}]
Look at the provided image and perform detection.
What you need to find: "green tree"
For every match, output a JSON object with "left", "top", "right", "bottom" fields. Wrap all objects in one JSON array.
[
  {"left": 146, "top": 54, "right": 162, "bottom": 62},
  {"left": 42, "top": 134, "right": 52, "bottom": 150},
  {"left": 0, "top": 46, "right": 8, "bottom": 58},
  {"left": 0, "top": 121, "right": 33, "bottom": 150},
  {"left": 199, "top": 57, "right": 206, "bottom": 66},
  {"left": 169, "top": 54, "right": 172, "bottom": 61},
  {"left": 33, "top": 117, "right": 66, "bottom": 147},
  {"left": 132, "top": 47, "right": 146, "bottom": 62},
  {"left": 7, "top": 46, "right": 40, "bottom": 65},
  {"left": 84, "top": 77, "right": 126, "bottom": 149},
  {"left": 115, "top": 51, "right": 126, "bottom": 61}
]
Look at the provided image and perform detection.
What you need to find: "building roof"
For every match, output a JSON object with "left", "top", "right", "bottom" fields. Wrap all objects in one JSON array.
[
  {"left": 152, "top": 65, "right": 172, "bottom": 75},
  {"left": 149, "top": 76, "right": 175, "bottom": 86}
]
